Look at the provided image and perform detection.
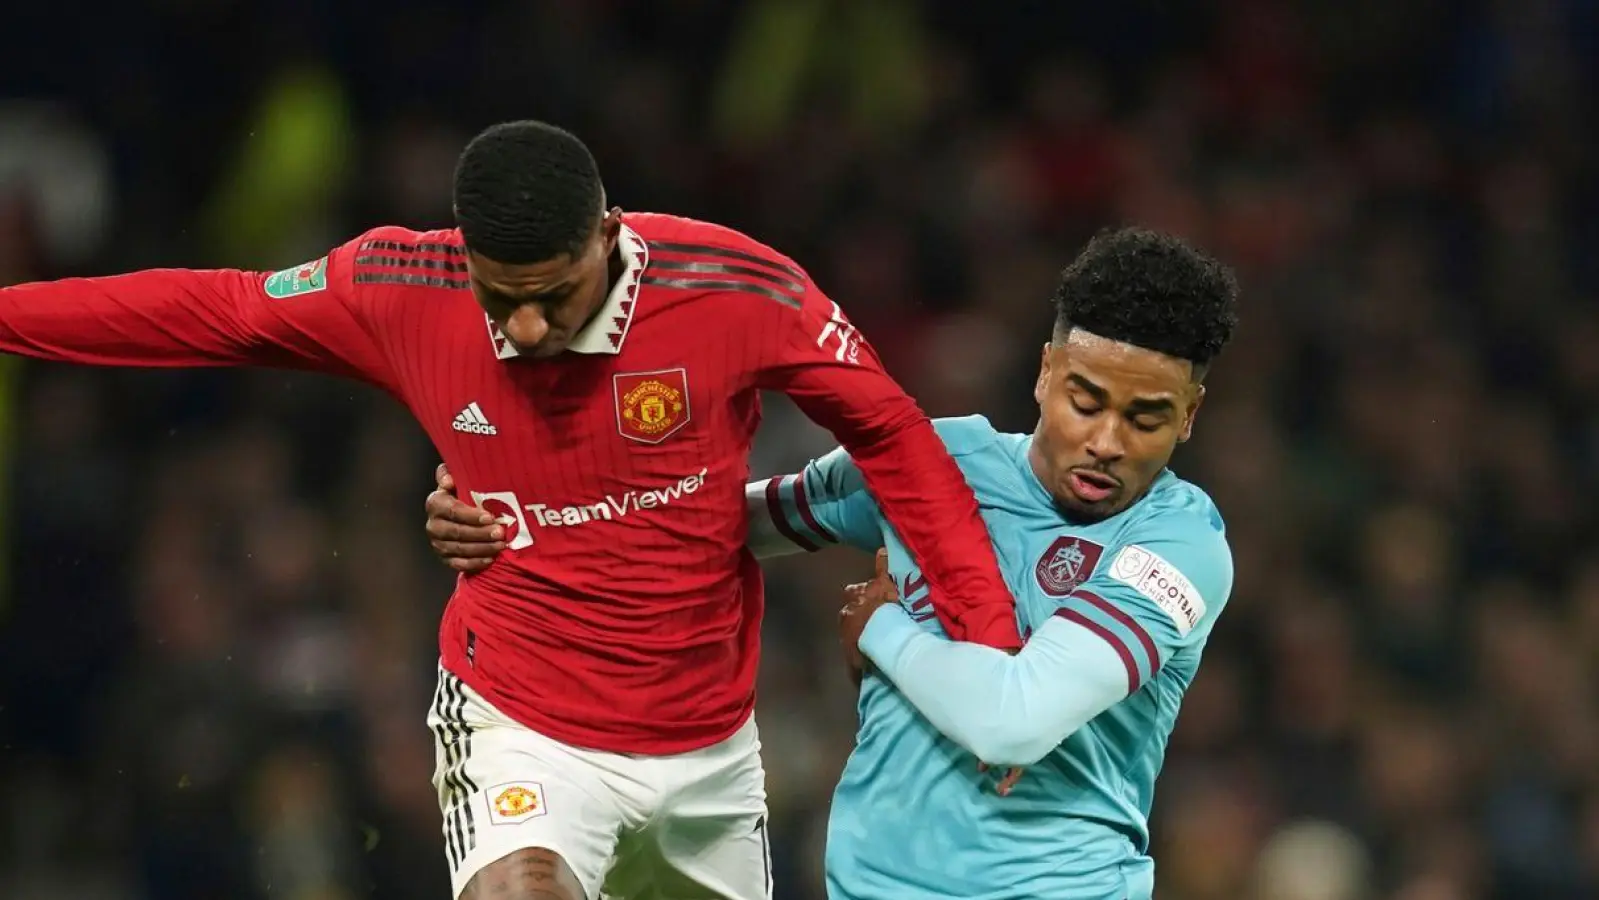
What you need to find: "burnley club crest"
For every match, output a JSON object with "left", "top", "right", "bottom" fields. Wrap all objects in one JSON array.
[{"left": 1034, "top": 536, "right": 1105, "bottom": 597}]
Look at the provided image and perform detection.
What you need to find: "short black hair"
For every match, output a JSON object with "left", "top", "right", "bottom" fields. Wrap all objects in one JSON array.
[
  {"left": 1052, "top": 227, "right": 1239, "bottom": 377},
  {"left": 453, "top": 120, "right": 605, "bottom": 264}
]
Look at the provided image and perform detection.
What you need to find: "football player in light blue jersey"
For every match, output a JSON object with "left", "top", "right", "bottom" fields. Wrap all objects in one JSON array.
[
  {"left": 748, "top": 227, "right": 1239, "bottom": 900},
  {"left": 421, "top": 227, "right": 1239, "bottom": 900}
]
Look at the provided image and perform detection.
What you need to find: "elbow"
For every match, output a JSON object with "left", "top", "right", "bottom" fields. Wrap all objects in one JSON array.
[
  {"left": 954, "top": 713, "right": 1059, "bottom": 768},
  {"left": 967, "top": 727, "right": 1057, "bottom": 768},
  {"left": 842, "top": 405, "right": 923, "bottom": 453},
  {"left": 875, "top": 402, "right": 924, "bottom": 434}
]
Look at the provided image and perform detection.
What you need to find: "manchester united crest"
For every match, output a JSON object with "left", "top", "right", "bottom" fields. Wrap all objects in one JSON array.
[
  {"left": 614, "top": 368, "right": 690, "bottom": 444},
  {"left": 487, "top": 782, "right": 546, "bottom": 824},
  {"left": 1035, "top": 536, "right": 1104, "bottom": 597}
]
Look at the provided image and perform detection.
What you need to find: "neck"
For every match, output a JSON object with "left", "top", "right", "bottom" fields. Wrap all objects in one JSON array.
[
  {"left": 1027, "top": 425, "right": 1053, "bottom": 492},
  {"left": 605, "top": 241, "right": 625, "bottom": 291},
  {"left": 577, "top": 245, "right": 625, "bottom": 333}
]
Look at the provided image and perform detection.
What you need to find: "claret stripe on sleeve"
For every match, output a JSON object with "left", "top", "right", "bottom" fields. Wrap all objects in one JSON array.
[
  {"left": 642, "top": 241, "right": 804, "bottom": 309},
  {"left": 759, "top": 474, "right": 838, "bottom": 552},
  {"left": 353, "top": 238, "right": 470, "bottom": 289},
  {"left": 1053, "top": 590, "right": 1162, "bottom": 695}
]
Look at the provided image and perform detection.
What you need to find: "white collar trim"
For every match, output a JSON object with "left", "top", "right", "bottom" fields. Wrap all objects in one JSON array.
[{"left": 487, "top": 222, "right": 649, "bottom": 359}]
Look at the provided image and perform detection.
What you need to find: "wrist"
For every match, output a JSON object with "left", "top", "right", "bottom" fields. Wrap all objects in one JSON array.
[{"left": 858, "top": 604, "right": 920, "bottom": 671}]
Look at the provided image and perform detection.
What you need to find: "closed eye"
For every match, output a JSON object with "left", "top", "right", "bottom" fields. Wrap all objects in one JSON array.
[{"left": 525, "top": 285, "right": 575, "bottom": 306}]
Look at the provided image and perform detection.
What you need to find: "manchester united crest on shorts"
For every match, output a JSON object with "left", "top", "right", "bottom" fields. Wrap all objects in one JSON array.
[
  {"left": 614, "top": 368, "right": 690, "bottom": 444},
  {"left": 1035, "top": 536, "right": 1104, "bottom": 597},
  {"left": 486, "top": 781, "right": 547, "bottom": 825}
]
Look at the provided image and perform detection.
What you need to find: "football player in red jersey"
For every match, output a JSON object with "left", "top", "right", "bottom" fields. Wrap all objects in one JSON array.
[{"left": 0, "top": 121, "right": 1023, "bottom": 900}]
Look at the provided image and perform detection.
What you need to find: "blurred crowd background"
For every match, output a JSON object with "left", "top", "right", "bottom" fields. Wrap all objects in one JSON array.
[{"left": 2, "top": 1, "right": 1597, "bottom": 899}]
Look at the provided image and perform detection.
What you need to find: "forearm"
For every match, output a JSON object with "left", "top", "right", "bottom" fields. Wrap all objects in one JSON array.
[
  {"left": 0, "top": 269, "right": 265, "bottom": 367},
  {"left": 858, "top": 606, "right": 1127, "bottom": 766},
  {"left": 840, "top": 412, "right": 1021, "bottom": 649},
  {"left": 744, "top": 479, "right": 814, "bottom": 559},
  {"left": 755, "top": 292, "right": 1018, "bottom": 646}
]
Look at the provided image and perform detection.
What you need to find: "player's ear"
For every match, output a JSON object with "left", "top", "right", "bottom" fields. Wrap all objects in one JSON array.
[
  {"left": 1034, "top": 343, "right": 1053, "bottom": 405},
  {"left": 1177, "top": 384, "right": 1205, "bottom": 443},
  {"left": 601, "top": 207, "right": 624, "bottom": 252}
]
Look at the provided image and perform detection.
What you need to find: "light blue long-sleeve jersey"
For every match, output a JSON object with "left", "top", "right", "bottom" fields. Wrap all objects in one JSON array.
[{"left": 765, "top": 416, "right": 1233, "bottom": 900}]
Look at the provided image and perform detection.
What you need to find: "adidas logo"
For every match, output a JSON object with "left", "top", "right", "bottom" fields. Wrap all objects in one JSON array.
[{"left": 452, "top": 402, "right": 498, "bottom": 436}]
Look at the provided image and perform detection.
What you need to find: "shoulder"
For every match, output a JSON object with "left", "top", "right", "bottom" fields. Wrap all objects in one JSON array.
[
  {"left": 327, "top": 226, "right": 470, "bottom": 293},
  {"left": 628, "top": 212, "right": 807, "bottom": 280},
  {"left": 929, "top": 416, "right": 1041, "bottom": 503},
  {"left": 628, "top": 213, "right": 812, "bottom": 319},
  {"left": 1116, "top": 475, "right": 1230, "bottom": 577},
  {"left": 814, "top": 416, "right": 1007, "bottom": 484},
  {"left": 1103, "top": 475, "right": 1233, "bottom": 626},
  {"left": 1123, "top": 474, "right": 1228, "bottom": 549},
  {"left": 930, "top": 415, "right": 1013, "bottom": 458}
]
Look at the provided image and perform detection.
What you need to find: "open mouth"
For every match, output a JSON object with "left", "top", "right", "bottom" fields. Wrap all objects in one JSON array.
[{"left": 1067, "top": 469, "right": 1121, "bottom": 503}]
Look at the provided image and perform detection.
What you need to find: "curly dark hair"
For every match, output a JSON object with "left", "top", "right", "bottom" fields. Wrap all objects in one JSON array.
[
  {"left": 1052, "top": 227, "right": 1240, "bottom": 377},
  {"left": 453, "top": 120, "right": 605, "bottom": 264}
]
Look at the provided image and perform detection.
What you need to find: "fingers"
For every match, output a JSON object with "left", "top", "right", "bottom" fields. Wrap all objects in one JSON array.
[
  {"left": 425, "top": 465, "right": 499, "bottom": 572},
  {"left": 976, "top": 761, "right": 1026, "bottom": 796},
  {"left": 423, "top": 488, "right": 453, "bottom": 518},
  {"left": 427, "top": 524, "right": 505, "bottom": 549},
  {"left": 995, "top": 767, "right": 1025, "bottom": 797},
  {"left": 434, "top": 463, "right": 458, "bottom": 494},
  {"left": 445, "top": 556, "right": 496, "bottom": 574},
  {"left": 425, "top": 489, "right": 495, "bottom": 526},
  {"left": 425, "top": 509, "right": 504, "bottom": 545},
  {"left": 866, "top": 549, "right": 898, "bottom": 602}
]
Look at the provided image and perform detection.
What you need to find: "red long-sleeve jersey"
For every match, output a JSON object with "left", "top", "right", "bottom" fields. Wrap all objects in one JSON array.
[{"left": 0, "top": 212, "right": 1021, "bottom": 752}]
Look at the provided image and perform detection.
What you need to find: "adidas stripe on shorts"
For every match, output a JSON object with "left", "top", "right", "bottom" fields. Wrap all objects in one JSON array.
[{"left": 428, "top": 666, "right": 773, "bottom": 900}]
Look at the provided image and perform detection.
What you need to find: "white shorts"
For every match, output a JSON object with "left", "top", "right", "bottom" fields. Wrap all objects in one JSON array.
[{"left": 428, "top": 667, "right": 772, "bottom": 900}]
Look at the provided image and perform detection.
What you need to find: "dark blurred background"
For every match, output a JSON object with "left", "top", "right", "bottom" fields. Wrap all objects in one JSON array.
[{"left": 1, "top": 1, "right": 1596, "bottom": 898}]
